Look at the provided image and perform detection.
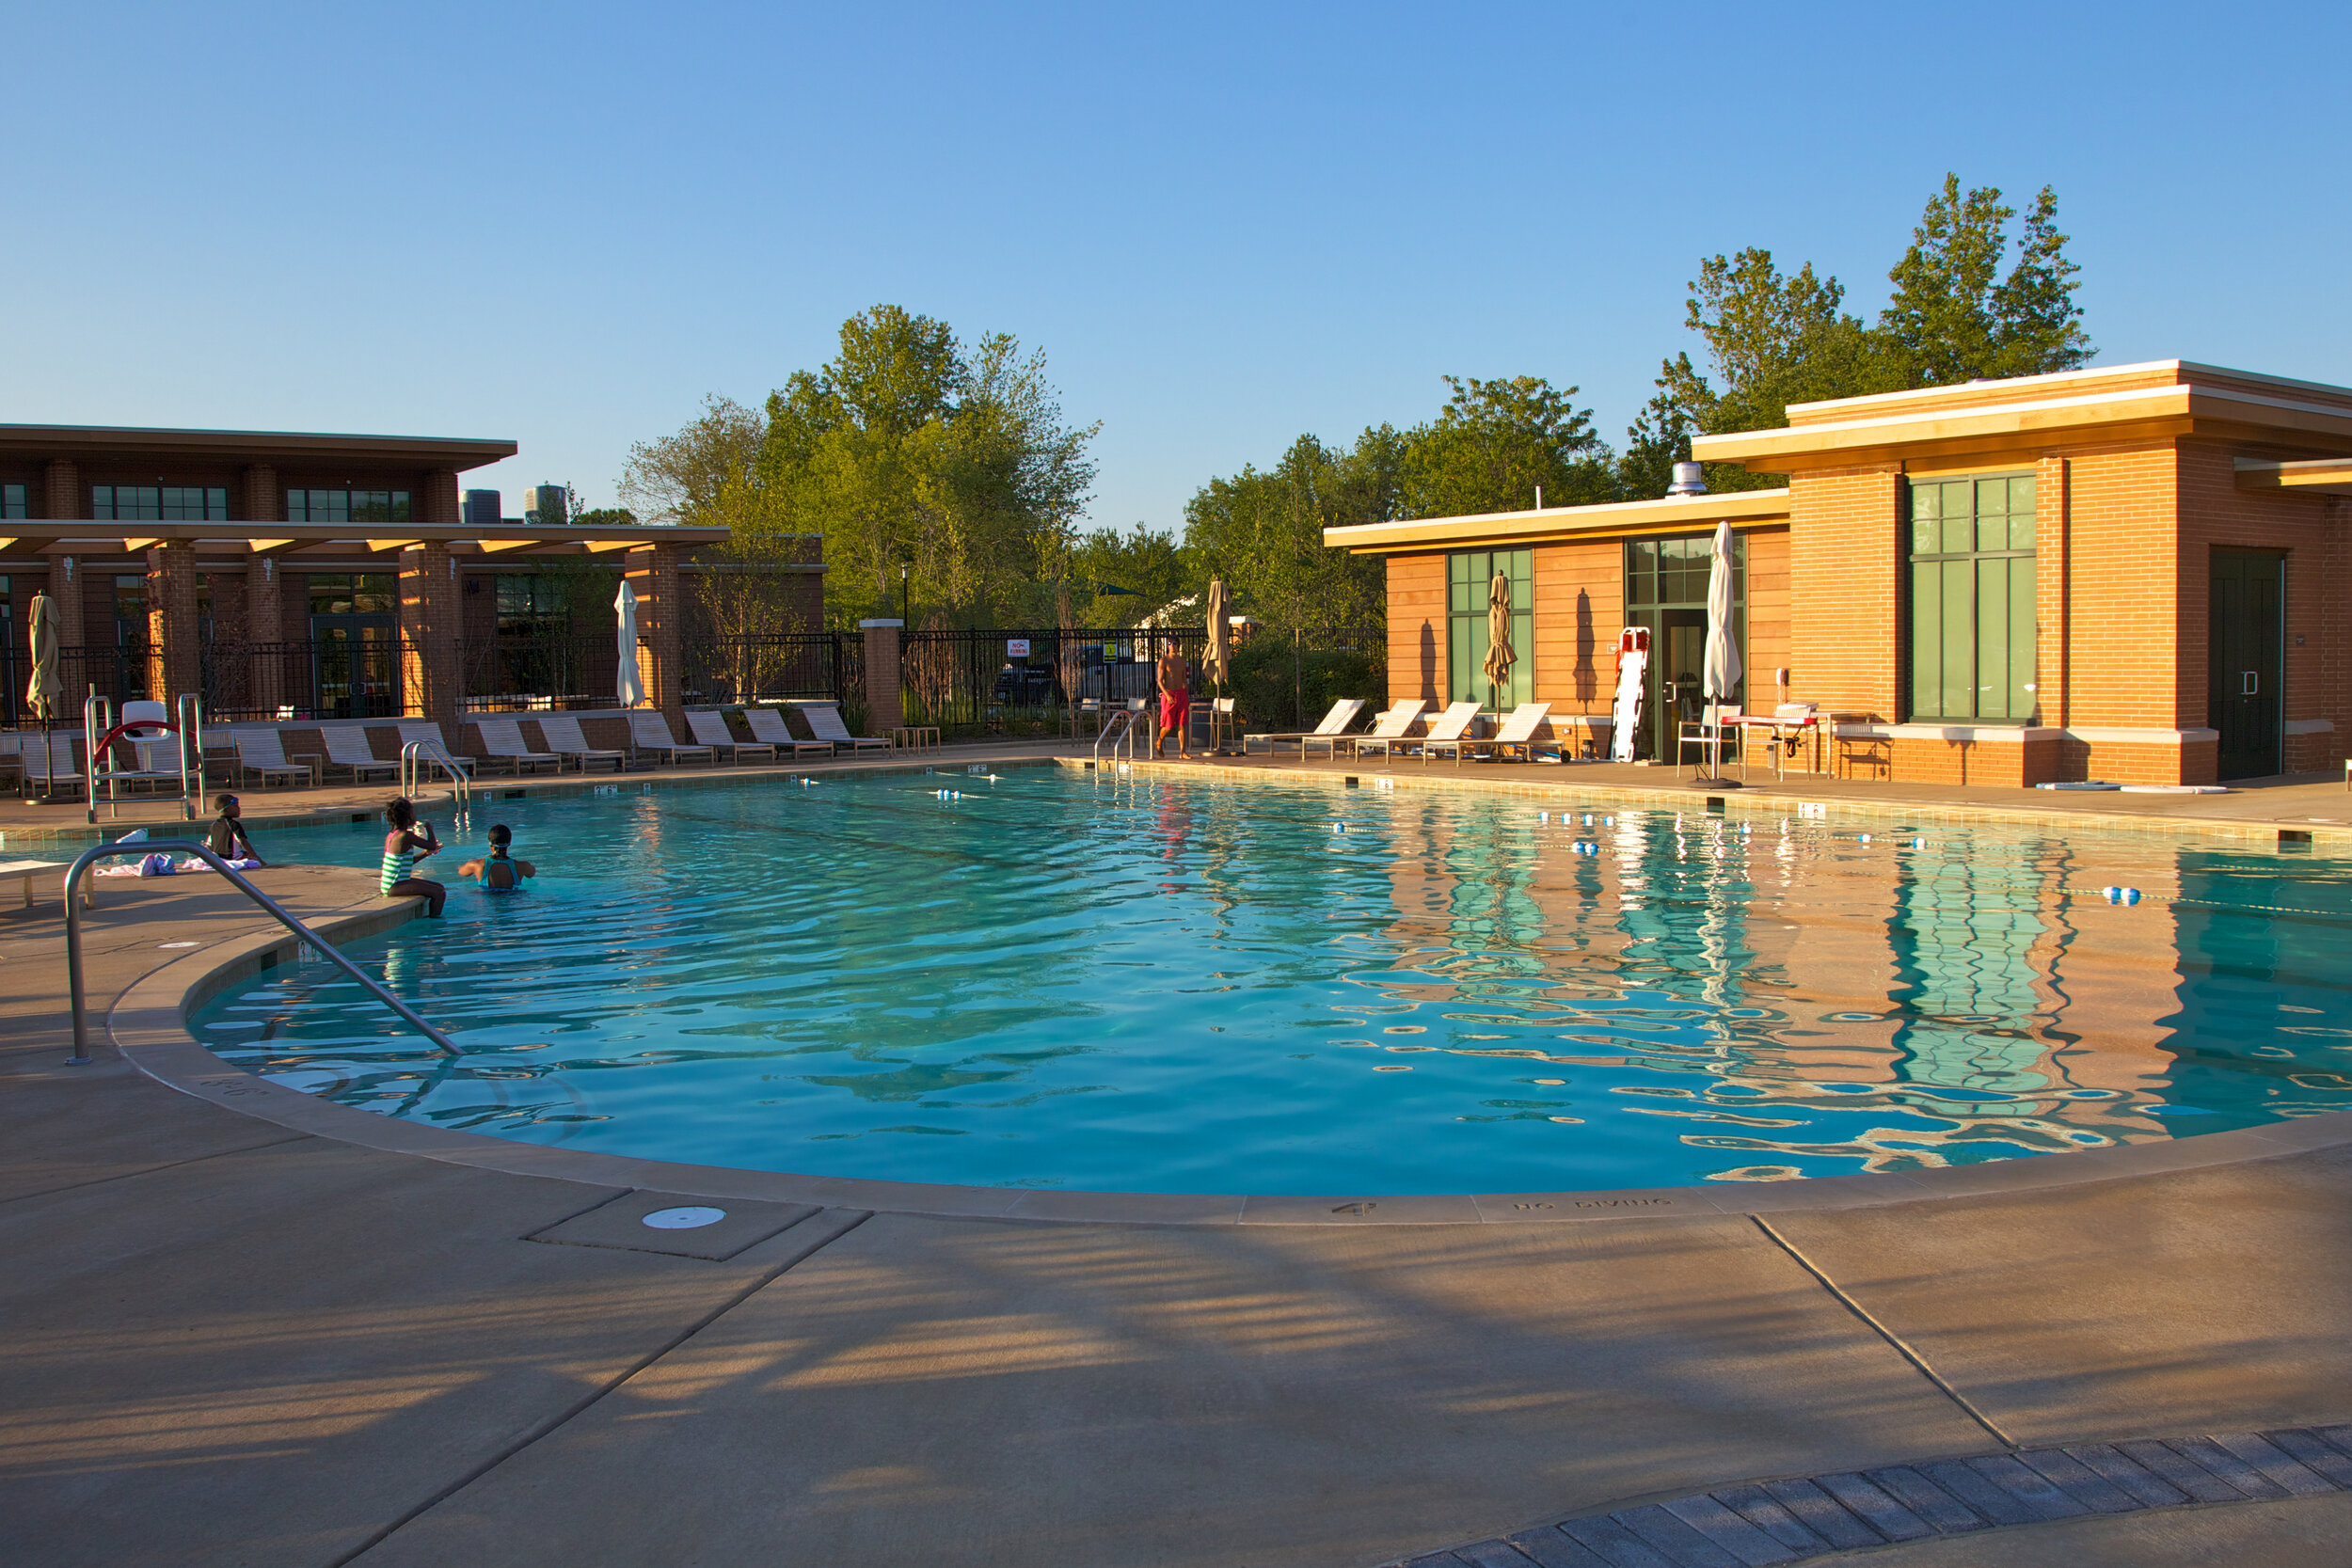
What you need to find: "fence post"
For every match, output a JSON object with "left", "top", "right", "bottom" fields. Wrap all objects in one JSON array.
[{"left": 859, "top": 620, "right": 903, "bottom": 731}]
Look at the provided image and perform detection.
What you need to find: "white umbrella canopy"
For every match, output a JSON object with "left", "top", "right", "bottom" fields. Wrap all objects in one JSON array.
[
  {"left": 613, "top": 580, "right": 647, "bottom": 708},
  {"left": 1699, "top": 520, "right": 1742, "bottom": 780},
  {"left": 1701, "top": 519, "right": 1741, "bottom": 702},
  {"left": 1203, "top": 577, "right": 1232, "bottom": 689},
  {"left": 25, "top": 589, "right": 60, "bottom": 722},
  {"left": 1482, "top": 572, "right": 1517, "bottom": 690}
]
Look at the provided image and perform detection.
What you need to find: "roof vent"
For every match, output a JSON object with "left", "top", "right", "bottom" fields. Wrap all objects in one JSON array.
[{"left": 1667, "top": 461, "right": 1707, "bottom": 497}]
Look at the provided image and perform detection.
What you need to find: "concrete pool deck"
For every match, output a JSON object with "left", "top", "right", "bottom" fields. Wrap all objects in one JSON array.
[{"left": 6, "top": 748, "right": 2352, "bottom": 1565}]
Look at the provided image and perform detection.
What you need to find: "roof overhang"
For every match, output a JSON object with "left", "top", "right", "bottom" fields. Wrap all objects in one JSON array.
[
  {"left": 1323, "top": 489, "right": 1790, "bottom": 555},
  {"left": 0, "top": 522, "right": 731, "bottom": 559},
  {"left": 2235, "top": 456, "right": 2352, "bottom": 497},
  {"left": 1703, "top": 364, "right": 2352, "bottom": 474},
  {"left": 0, "top": 423, "right": 518, "bottom": 470}
]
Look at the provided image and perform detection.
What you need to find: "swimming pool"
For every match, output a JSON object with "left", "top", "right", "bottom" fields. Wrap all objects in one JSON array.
[{"left": 188, "top": 766, "right": 2352, "bottom": 1195}]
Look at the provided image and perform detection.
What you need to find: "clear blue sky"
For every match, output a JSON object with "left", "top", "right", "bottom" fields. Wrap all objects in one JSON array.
[{"left": 7, "top": 1, "right": 2345, "bottom": 531}]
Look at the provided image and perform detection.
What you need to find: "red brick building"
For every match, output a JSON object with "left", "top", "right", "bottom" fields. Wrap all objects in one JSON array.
[
  {"left": 1328, "top": 361, "right": 2352, "bottom": 785},
  {"left": 0, "top": 423, "right": 824, "bottom": 735}
]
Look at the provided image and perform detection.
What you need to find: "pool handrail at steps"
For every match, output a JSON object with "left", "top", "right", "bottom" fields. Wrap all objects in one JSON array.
[
  {"left": 1093, "top": 699, "right": 1147, "bottom": 765},
  {"left": 61, "top": 839, "right": 460, "bottom": 1067},
  {"left": 400, "top": 738, "right": 472, "bottom": 806}
]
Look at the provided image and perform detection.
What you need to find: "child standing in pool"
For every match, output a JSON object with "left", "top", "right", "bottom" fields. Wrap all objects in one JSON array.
[
  {"left": 380, "top": 797, "right": 445, "bottom": 916},
  {"left": 458, "top": 824, "right": 536, "bottom": 893}
]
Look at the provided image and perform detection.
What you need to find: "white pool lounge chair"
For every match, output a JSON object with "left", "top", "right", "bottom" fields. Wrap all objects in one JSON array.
[
  {"left": 628, "top": 710, "right": 715, "bottom": 767},
  {"left": 394, "top": 722, "right": 476, "bottom": 781},
  {"left": 1393, "top": 701, "right": 1482, "bottom": 766},
  {"left": 1245, "top": 697, "right": 1367, "bottom": 756},
  {"left": 685, "top": 708, "right": 777, "bottom": 765},
  {"left": 233, "top": 727, "right": 318, "bottom": 789},
  {"left": 1327, "top": 698, "right": 1427, "bottom": 761},
  {"left": 801, "top": 703, "right": 893, "bottom": 754},
  {"left": 739, "top": 706, "right": 840, "bottom": 759},
  {"left": 320, "top": 725, "right": 401, "bottom": 784},
  {"left": 19, "top": 734, "right": 86, "bottom": 798},
  {"left": 1430, "top": 702, "right": 1555, "bottom": 766},
  {"left": 474, "top": 716, "right": 564, "bottom": 775},
  {"left": 536, "top": 713, "right": 629, "bottom": 773}
]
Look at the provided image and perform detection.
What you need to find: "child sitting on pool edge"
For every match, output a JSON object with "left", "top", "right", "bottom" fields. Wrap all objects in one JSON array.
[{"left": 458, "top": 824, "right": 535, "bottom": 893}]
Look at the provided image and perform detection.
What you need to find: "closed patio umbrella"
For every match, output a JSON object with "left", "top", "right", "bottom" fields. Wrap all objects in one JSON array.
[
  {"left": 1203, "top": 577, "right": 1231, "bottom": 689},
  {"left": 25, "top": 589, "right": 60, "bottom": 723},
  {"left": 613, "top": 579, "right": 647, "bottom": 708},
  {"left": 1698, "top": 519, "right": 1742, "bottom": 784},
  {"left": 1482, "top": 572, "right": 1517, "bottom": 693},
  {"left": 1203, "top": 576, "right": 1232, "bottom": 752}
]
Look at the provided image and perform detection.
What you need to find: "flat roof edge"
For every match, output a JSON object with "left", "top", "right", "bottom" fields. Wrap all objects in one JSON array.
[{"left": 1323, "top": 488, "right": 1790, "bottom": 551}]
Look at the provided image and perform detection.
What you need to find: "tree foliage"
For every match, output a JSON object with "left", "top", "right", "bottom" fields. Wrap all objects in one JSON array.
[
  {"left": 1180, "top": 427, "right": 1400, "bottom": 631},
  {"left": 755, "top": 306, "right": 1099, "bottom": 626},
  {"left": 1627, "top": 174, "right": 2092, "bottom": 496},
  {"left": 618, "top": 396, "right": 766, "bottom": 527}
]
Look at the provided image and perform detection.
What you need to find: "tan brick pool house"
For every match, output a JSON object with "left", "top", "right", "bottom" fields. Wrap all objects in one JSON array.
[{"left": 1327, "top": 360, "right": 2352, "bottom": 786}]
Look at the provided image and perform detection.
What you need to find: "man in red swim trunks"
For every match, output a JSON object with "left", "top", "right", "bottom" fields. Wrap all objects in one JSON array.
[{"left": 1155, "top": 645, "right": 1192, "bottom": 759}]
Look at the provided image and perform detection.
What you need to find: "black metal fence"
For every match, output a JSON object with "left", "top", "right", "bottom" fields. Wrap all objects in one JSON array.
[
  {"left": 54, "top": 644, "right": 152, "bottom": 710},
  {"left": 681, "top": 632, "right": 852, "bottom": 708},
  {"left": 199, "top": 639, "right": 410, "bottom": 721},
  {"left": 462, "top": 633, "right": 642, "bottom": 713}
]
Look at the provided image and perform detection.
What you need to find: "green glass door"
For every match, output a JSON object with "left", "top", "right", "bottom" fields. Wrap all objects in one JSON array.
[{"left": 2209, "top": 548, "right": 2282, "bottom": 780}]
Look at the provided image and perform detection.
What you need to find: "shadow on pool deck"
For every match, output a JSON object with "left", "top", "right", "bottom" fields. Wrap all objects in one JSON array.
[{"left": 4, "top": 865, "right": 2352, "bottom": 1566}]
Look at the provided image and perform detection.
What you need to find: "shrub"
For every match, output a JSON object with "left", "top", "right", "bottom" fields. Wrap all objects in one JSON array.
[{"left": 1222, "top": 636, "right": 1385, "bottom": 733}]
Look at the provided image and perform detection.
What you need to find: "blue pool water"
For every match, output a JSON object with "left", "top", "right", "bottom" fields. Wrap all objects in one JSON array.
[{"left": 189, "top": 767, "right": 2352, "bottom": 1194}]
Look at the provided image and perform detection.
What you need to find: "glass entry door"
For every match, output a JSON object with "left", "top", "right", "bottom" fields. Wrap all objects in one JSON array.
[{"left": 308, "top": 574, "right": 399, "bottom": 719}]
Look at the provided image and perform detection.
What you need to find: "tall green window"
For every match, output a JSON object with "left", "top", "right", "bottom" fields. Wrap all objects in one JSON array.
[
  {"left": 2, "top": 483, "right": 25, "bottom": 518},
  {"left": 1447, "top": 549, "right": 1533, "bottom": 709},
  {"left": 1908, "top": 473, "right": 2038, "bottom": 722},
  {"left": 495, "top": 575, "right": 567, "bottom": 633}
]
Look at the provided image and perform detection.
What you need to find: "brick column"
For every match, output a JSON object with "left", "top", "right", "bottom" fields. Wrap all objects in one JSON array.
[
  {"left": 627, "top": 542, "right": 686, "bottom": 726},
  {"left": 43, "top": 459, "right": 83, "bottom": 520},
  {"left": 859, "top": 618, "right": 903, "bottom": 731},
  {"left": 421, "top": 468, "right": 460, "bottom": 525},
  {"left": 145, "top": 541, "right": 201, "bottom": 704},
  {"left": 47, "top": 562, "right": 86, "bottom": 650},
  {"left": 247, "top": 555, "right": 288, "bottom": 719},
  {"left": 399, "top": 545, "right": 462, "bottom": 734},
  {"left": 239, "top": 464, "right": 278, "bottom": 522}
]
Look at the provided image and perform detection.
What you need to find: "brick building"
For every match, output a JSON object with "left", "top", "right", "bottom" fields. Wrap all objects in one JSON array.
[
  {"left": 1329, "top": 360, "right": 2352, "bottom": 785},
  {"left": 0, "top": 423, "right": 823, "bottom": 735}
]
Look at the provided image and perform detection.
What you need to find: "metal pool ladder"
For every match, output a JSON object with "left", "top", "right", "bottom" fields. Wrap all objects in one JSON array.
[
  {"left": 61, "top": 838, "right": 460, "bottom": 1067},
  {"left": 401, "top": 738, "right": 472, "bottom": 807},
  {"left": 1093, "top": 699, "right": 1149, "bottom": 765}
]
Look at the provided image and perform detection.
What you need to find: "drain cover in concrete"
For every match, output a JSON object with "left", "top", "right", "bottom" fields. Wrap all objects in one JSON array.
[{"left": 531, "top": 1191, "right": 818, "bottom": 1260}]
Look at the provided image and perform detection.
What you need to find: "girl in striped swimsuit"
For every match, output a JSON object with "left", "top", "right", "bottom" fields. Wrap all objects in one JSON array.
[{"left": 380, "top": 797, "right": 446, "bottom": 917}]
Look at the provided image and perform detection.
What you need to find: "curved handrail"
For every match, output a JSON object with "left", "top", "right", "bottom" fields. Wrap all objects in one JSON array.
[
  {"left": 400, "top": 739, "right": 472, "bottom": 806},
  {"left": 62, "top": 839, "right": 460, "bottom": 1066}
]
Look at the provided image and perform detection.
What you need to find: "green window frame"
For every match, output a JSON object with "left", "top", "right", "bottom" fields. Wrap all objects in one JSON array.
[
  {"left": 93, "top": 485, "right": 227, "bottom": 521},
  {"left": 2, "top": 483, "right": 25, "bottom": 519},
  {"left": 1907, "top": 473, "right": 2038, "bottom": 722},
  {"left": 495, "top": 574, "right": 567, "bottom": 633},
  {"left": 306, "top": 573, "right": 396, "bottom": 617},
  {"left": 1447, "top": 548, "right": 1534, "bottom": 710},
  {"left": 286, "top": 489, "right": 411, "bottom": 524}
]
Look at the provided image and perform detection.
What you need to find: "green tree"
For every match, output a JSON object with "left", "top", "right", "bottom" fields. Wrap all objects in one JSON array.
[
  {"left": 1625, "top": 176, "right": 2091, "bottom": 497},
  {"left": 1182, "top": 425, "right": 1396, "bottom": 630},
  {"left": 1068, "top": 524, "right": 1189, "bottom": 628},
  {"left": 1399, "top": 375, "right": 1616, "bottom": 517},
  {"left": 757, "top": 306, "right": 1098, "bottom": 627},
  {"left": 1881, "top": 175, "right": 2092, "bottom": 384},
  {"left": 618, "top": 396, "right": 767, "bottom": 526}
]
